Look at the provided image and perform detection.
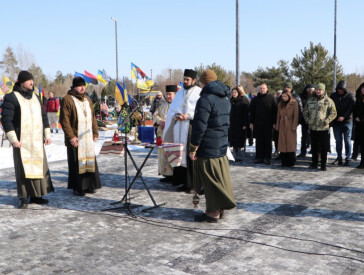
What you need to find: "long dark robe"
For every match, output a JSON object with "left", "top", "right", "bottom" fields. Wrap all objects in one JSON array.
[
  {"left": 173, "top": 124, "right": 193, "bottom": 188},
  {"left": 67, "top": 146, "right": 101, "bottom": 193},
  {"left": 14, "top": 148, "right": 54, "bottom": 198},
  {"left": 193, "top": 156, "right": 236, "bottom": 212}
]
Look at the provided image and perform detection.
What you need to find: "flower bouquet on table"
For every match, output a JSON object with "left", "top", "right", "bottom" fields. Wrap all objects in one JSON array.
[{"left": 117, "top": 103, "right": 132, "bottom": 133}]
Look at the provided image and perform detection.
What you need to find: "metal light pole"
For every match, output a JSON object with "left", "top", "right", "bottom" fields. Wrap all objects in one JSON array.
[
  {"left": 111, "top": 17, "right": 118, "bottom": 82},
  {"left": 236, "top": 0, "right": 240, "bottom": 86},
  {"left": 333, "top": 0, "right": 337, "bottom": 92}
]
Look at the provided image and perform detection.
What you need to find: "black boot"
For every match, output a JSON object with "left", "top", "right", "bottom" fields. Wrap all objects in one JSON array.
[
  {"left": 160, "top": 176, "right": 173, "bottom": 183},
  {"left": 18, "top": 198, "right": 28, "bottom": 209},
  {"left": 309, "top": 163, "right": 318, "bottom": 169},
  {"left": 321, "top": 159, "right": 327, "bottom": 171},
  {"left": 29, "top": 197, "right": 49, "bottom": 204}
]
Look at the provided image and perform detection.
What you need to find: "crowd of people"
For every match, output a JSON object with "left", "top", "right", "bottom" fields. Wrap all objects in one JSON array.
[
  {"left": 1, "top": 69, "right": 363, "bottom": 224},
  {"left": 153, "top": 70, "right": 363, "bottom": 222},
  {"left": 227, "top": 80, "right": 362, "bottom": 171}
]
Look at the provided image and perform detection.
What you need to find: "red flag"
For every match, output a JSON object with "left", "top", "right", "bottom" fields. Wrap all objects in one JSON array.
[{"left": 84, "top": 70, "right": 99, "bottom": 85}]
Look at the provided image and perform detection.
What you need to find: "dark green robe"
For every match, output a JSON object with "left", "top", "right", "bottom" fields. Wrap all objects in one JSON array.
[{"left": 193, "top": 155, "right": 236, "bottom": 212}]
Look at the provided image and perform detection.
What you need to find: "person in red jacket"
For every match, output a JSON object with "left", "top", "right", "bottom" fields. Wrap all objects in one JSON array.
[{"left": 46, "top": 92, "right": 60, "bottom": 133}]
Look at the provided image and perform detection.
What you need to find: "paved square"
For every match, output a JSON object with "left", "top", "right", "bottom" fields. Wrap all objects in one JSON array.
[{"left": 0, "top": 150, "right": 363, "bottom": 274}]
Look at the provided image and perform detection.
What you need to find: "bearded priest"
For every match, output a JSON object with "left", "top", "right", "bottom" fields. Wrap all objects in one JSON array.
[
  {"left": 60, "top": 77, "right": 101, "bottom": 196},
  {"left": 1, "top": 71, "right": 54, "bottom": 209},
  {"left": 163, "top": 69, "right": 201, "bottom": 193}
]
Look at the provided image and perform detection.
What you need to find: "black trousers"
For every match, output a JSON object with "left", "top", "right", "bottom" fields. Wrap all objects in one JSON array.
[
  {"left": 300, "top": 123, "right": 310, "bottom": 155},
  {"left": 358, "top": 125, "right": 364, "bottom": 166},
  {"left": 281, "top": 152, "right": 296, "bottom": 167},
  {"left": 310, "top": 130, "right": 330, "bottom": 167},
  {"left": 254, "top": 125, "right": 273, "bottom": 160},
  {"left": 273, "top": 129, "right": 279, "bottom": 153},
  {"left": 247, "top": 128, "right": 254, "bottom": 146}
]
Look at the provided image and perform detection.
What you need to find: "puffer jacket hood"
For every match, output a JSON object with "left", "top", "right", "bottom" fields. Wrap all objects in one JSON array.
[
  {"left": 191, "top": 80, "right": 231, "bottom": 158},
  {"left": 200, "top": 80, "right": 230, "bottom": 98},
  {"left": 336, "top": 80, "right": 347, "bottom": 93},
  {"left": 355, "top": 82, "right": 364, "bottom": 100}
]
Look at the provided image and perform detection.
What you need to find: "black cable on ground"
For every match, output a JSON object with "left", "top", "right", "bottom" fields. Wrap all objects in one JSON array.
[{"left": 2, "top": 206, "right": 363, "bottom": 264}]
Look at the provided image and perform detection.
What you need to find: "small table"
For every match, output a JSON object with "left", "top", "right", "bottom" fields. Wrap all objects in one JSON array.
[{"left": 100, "top": 140, "right": 165, "bottom": 213}]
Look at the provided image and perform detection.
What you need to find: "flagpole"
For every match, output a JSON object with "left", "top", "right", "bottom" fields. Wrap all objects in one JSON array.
[
  {"left": 236, "top": 0, "right": 240, "bottom": 86},
  {"left": 111, "top": 17, "right": 119, "bottom": 82},
  {"left": 333, "top": 0, "right": 337, "bottom": 92}
]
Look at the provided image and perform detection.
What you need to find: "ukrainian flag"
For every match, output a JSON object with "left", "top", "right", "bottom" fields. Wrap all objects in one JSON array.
[
  {"left": 115, "top": 81, "right": 128, "bottom": 107},
  {"left": 97, "top": 70, "right": 107, "bottom": 85}
]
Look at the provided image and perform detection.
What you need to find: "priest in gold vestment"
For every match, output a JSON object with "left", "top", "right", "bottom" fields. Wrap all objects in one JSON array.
[
  {"left": 153, "top": 85, "right": 177, "bottom": 183},
  {"left": 1, "top": 71, "right": 54, "bottom": 209}
]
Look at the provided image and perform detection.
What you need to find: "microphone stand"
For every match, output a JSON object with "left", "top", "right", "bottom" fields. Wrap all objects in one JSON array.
[{"left": 103, "top": 84, "right": 165, "bottom": 216}]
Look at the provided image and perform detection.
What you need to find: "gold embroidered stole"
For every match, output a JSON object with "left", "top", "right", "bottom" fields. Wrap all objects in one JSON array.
[
  {"left": 14, "top": 92, "right": 44, "bottom": 178},
  {"left": 71, "top": 96, "right": 95, "bottom": 174},
  {"left": 153, "top": 103, "right": 170, "bottom": 137}
]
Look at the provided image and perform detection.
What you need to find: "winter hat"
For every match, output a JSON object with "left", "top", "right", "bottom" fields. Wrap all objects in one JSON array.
[
  {"left": 183, "top": 69, "right": 197, "bottom": 79},
  {"left": 166, "top": 85, "right": 177, "bottom": 93},
  {"left": 315, "top": 83, "right": 326, "bottom": 91},
  {"left": 199, "top": 70, "right": 217, "bottom": 84},
  {"left": 304, "top": 84, "right": 315, "bottom": 90},
  {"left": 284, "top": 82, "right": 293, "bottom": 89},
  {"left": 72, "top": 76, "right": 86, "bottom": 88},
  {"left": 17, "top": 70, "right": 34, "bottom": 84},
  {"left": 335, "top": 80, "right": 347, "bottom": 93}
]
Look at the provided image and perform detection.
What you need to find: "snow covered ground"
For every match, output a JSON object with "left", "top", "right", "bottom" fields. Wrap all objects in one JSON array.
[{"left": 0, "top": 123, "right": 357, "bottom": 170}]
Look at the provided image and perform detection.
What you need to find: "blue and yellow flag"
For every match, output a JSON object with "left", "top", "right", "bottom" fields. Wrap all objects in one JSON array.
[
  {"left": 115, "top": 81, "right": 128, "bottom": 107},
  {"left": 97, "top": 70, "right": 107, "bottom": 84},
  {"left": 123, "top": 77, "right": 133, "bottom": 104}
]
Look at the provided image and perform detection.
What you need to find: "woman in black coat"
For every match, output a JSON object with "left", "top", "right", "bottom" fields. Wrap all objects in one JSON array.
[
  {"left": 228, "top": 86, "right": 249, "bottom": 160},
  {"left": 353, "top": 82, "right": 364, "bottom": 168}
]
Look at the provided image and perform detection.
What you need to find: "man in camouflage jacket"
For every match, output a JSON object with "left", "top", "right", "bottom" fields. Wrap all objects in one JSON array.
[{"left": 303, "top": 83, "right": 337, "bottom": 171}]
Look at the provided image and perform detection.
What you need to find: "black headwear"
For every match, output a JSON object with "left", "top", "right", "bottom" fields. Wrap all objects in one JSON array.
[
  {"left": 166, "top": 85, "right": 177, "bottom": 93},
  {"left": 17, "top": 71, "right": 34, "bottom": 84},
  {"left": 304, "top": 84, "right": 315, "bottom": 90},
  {"left": 336, "top": 80, "right": 347, "bottom": 93},
  {"left": 72, "top": 76, "right": 86, "bottom": 88},
  {"left": 183, "top": 69, "right": 197, "bottom": 79}
]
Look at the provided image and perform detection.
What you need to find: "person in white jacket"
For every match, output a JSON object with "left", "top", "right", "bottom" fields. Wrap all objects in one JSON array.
[{"left": 163, "top": 69, "right": 201, "bottom": 193}]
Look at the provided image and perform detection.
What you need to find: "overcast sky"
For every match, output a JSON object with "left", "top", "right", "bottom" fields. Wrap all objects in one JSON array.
[{"left": 2, "top": 0, "right": 363, "bottom": 81}]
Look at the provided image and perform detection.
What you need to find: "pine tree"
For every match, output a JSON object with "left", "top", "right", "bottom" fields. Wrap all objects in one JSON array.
[
  {"left": 1, "top": 47, "right": 19, "bottom": 80},
  {"left": 194, "top": 63, "right": 235, "bottom": 88},
  {"left": 291, "top": 42, "right": 343, "bottom": 94},
  {"left": 252, "top": 60, "right": 291, "bottom": 93},
  {"left": 28, "top": 63, "right": 48, "bottom": 88}
]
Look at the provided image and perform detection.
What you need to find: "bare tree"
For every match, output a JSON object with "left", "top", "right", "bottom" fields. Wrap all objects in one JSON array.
[{"left": 16, "top": 44, "right": 35, "bottom": 71}]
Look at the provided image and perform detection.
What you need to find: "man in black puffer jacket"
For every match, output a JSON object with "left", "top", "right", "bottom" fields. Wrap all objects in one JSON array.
[
  {"left": 330, "top": 80, "right": 355, "bottom": 166},
  {"left": 189, "top": 70, "right": 236, "bottom": 223}
]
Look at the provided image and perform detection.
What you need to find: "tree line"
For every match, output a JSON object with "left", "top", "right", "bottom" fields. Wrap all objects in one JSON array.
[{"left": 1, "top": 42, "right": 363, "bottom": 99}]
